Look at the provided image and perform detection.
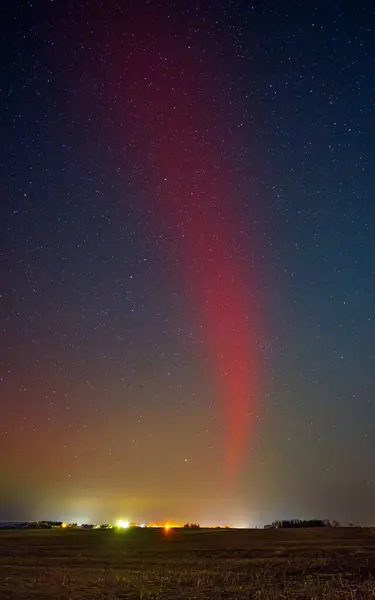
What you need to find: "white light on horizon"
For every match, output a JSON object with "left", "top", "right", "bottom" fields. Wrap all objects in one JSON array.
[{"left": 116, "top": 520, "right": 129, "bottom": 529}]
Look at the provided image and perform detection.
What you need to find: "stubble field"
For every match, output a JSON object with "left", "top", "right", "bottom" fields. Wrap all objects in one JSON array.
[{"left": 1, "top": 526, "right": 375, "bottom": 599}]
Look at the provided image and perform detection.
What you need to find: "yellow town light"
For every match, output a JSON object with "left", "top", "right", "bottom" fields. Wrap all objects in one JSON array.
[{"left": 116, "top": 520, "right": 130, "bottom": 529}]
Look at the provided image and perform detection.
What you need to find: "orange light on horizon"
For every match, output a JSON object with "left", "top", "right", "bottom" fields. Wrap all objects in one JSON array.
[{"left": 146, "top": 522, "right": 182, "bottom": 529}]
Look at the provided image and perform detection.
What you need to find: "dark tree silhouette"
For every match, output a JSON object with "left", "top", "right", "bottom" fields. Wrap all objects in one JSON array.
[{"left": 265, "top": 519, "right": 336, "bottom": 529}]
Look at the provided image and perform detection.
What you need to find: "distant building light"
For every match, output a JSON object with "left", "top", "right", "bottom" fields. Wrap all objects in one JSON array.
[{"left": 115, "top": 520, "right": 129, "bottom": 529}]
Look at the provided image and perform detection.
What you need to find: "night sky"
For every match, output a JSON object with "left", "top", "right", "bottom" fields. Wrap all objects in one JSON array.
[{"left": 1, "top": 0, "right": 375, "bottom": 527}]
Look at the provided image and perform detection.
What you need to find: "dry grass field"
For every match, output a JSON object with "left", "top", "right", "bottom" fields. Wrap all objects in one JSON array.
[{"left": 1, "top": 526, "right": 375, "bottom": 599}]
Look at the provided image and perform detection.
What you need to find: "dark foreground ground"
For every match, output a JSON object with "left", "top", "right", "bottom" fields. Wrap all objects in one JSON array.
[{"left": 1, "top": 527, "right": 375, "bottom": 599}]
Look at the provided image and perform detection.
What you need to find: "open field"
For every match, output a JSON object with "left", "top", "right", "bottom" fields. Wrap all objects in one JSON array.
[{"left": 1, "top": 527, "right": 375, "bottom": 599}]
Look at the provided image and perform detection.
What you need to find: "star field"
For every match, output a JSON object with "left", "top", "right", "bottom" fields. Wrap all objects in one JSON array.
[{"left": 1, "top": 0, "right": 375, "bottom": 526}]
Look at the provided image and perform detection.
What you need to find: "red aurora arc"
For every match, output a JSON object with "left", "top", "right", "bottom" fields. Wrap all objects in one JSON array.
[{"left": 118, "top": 8, "right": 260, "bottom": 484}]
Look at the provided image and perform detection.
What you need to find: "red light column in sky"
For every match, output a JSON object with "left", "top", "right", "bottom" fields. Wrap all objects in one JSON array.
[{"left": 119, "top": 9, "right": 260, "bottom": 483}]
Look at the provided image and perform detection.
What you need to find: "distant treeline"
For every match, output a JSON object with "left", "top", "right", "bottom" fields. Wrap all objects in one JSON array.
[
  {"left": 264, "top": 519, "right": 341, "bottom": 529},
  {"left": 0, "top": 521, "right": 63, "bottom": 530}
]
